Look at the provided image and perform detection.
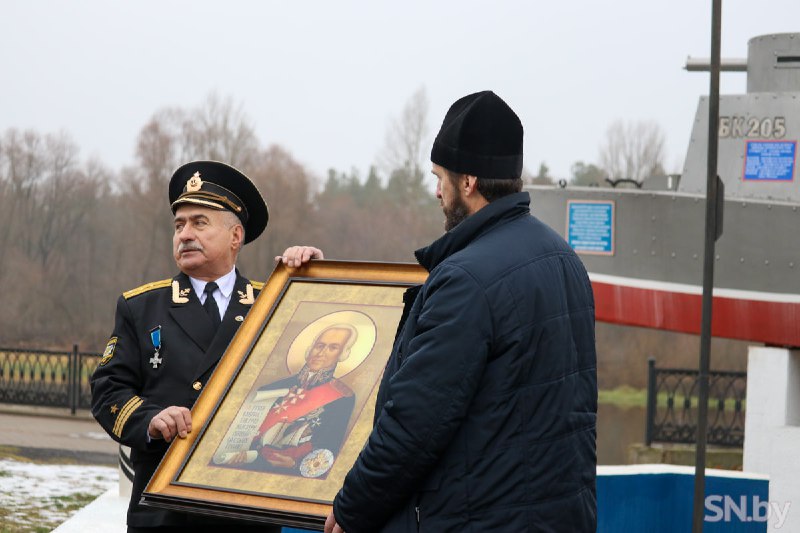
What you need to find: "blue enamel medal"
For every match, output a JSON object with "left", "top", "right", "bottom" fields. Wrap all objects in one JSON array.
[{"left": 149, "top": 326, "right": 162, "bottom": 369}]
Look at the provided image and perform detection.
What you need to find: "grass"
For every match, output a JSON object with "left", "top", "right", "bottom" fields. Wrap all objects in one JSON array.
[
  {"left": 599, "top": 386, "right": 746, "bottom": 411},
  {"left": 599, "top": 385, "right": 647, "bottom": 407},
  {"left": 50, "top": 492, "right": 98, "bottom": 511},
  {"left": 0, "top": 446, "right": 85, "bottom": 466},
  {"left": 0, "top": 447, "right": 34, "bottom": 464}
]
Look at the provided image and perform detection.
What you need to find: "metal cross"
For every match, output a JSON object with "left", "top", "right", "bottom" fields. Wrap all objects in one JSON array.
[{"left": 149, "top": 353, "right": 163, "bottom": 369}]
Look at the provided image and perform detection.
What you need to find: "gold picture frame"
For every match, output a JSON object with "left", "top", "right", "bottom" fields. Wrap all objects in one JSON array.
[{"left": 141, "top": 260, "right": 427, "bottom": 529}]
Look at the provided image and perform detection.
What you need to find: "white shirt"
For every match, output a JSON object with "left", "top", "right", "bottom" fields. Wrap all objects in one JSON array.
[{"left": 189, "top": 267, "right": 236, "bottom": 321}]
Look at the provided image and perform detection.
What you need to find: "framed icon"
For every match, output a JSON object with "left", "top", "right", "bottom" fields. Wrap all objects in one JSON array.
[{"left": 141, "top": 260, "right": 427, "bottom": 529}]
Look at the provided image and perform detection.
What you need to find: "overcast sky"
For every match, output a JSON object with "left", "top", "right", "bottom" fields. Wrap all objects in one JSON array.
[{"left": 1, "top": 1, "right": 797, "bottom": 182}]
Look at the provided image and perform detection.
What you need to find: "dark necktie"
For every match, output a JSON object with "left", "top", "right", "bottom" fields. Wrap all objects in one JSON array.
[{"left": 203, "top": 281, "right": 221, "bottom": 330}]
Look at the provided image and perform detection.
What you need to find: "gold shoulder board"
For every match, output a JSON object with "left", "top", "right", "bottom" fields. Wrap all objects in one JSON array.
[
  {"left": 251, "top": 281, "right": 265, "bottom": 291},
  {"left": 123, "top": 279, "right": 172, "bottom": 300}
]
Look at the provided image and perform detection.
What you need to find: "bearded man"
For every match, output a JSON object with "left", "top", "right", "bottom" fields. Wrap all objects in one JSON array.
[{"left": 326, "top": 92, "right": 598, "bottom": 533}]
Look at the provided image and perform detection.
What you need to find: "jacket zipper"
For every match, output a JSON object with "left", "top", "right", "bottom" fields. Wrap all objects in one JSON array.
[{"left": 415, "top": 505, "right": 420, "bottom": 530}]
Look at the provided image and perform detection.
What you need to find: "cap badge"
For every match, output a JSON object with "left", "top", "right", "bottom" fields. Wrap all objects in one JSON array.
[{"left": 186, "top": 172, "right": 203, "bottom": 192}]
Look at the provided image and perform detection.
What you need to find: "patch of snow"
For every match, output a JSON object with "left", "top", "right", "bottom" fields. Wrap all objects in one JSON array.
[
  {"left": 0, "top": 459, "right": 117, "bottom": 527},
  {"left": 68, "top": 431, "right": 113, "bottom": 441}
]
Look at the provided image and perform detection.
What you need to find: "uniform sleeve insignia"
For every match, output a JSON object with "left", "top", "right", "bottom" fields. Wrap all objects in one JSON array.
[
  {"left": 238, "top": 284, "right": 255, "bottom": 305},
  {"left": 172, "top": 280, "right": 190, "bottom": 303},
  {"left": 110, "top": 404, "right": 119, "bottom": 415},
  {"left": 99, "top": 337, "right": 118, "bottom": 366},
  {"left": 113, "top": 395, "right": 143, "bottom": 438}
]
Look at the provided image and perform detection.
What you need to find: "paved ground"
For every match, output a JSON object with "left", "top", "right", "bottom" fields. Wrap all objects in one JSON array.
[{"left": 0, "top": 405, "right": 117, "bottom": 464}]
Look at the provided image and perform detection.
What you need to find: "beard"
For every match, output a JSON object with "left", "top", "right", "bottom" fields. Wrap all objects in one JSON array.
[{"left": 444, "top": 191, "right": 470, "bottom": 231}]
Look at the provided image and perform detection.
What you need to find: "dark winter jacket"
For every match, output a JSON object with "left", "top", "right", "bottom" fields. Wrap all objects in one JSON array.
[{"left": 333, "top": 192, "right": 598, "bottom": 532}]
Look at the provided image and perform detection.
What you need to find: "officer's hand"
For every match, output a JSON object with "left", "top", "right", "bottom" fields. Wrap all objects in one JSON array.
[
  {"left": 324, "top": 510, "right": 346, "bottom": 533},
  {"left": 275, "top": 246, "right": 324, "bottom": 268},
  {"left": 148, "top": 406, "right": 192, "bottom": 442}
]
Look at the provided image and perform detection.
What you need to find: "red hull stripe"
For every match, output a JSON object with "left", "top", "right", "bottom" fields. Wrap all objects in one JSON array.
[{"left": 591, "top": 280, "right": 800, "bottom": 347}]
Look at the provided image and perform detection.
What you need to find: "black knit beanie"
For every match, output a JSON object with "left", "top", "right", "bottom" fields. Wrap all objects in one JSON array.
[{"left": 430, "top": 90, "right": 523, "bottom": 179}]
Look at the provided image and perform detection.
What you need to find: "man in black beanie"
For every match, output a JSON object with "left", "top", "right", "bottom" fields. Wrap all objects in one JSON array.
[{"left": 326, "top": 91, "right": 598, "bottom": 532}]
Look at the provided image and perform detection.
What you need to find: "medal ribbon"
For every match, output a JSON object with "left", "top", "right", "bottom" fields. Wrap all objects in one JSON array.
[{"left": 150, "top": 326, "right": 161, "bottom": 354}]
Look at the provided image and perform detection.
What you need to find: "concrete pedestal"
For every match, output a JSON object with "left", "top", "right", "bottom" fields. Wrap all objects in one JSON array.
[{"left": 743, "top": 346, "right": 800, "bottom": 531}]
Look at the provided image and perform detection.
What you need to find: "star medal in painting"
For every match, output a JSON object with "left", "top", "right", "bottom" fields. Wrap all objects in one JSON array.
[{"left": 149, "top": 326, "right": 163, "bottom": 369}]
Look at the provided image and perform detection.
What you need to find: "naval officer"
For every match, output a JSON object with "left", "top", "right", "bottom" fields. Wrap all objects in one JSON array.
[{"left": 91, "top": 160, "right": 322, "bottom": 532}]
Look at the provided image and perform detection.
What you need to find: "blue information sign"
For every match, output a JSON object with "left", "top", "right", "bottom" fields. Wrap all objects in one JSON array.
[
  {"left": 743, "top": 141, "right": 796, "bottom": 181},
  {"left": 567, "top": 201, "right": 614, "bottom": 255}
]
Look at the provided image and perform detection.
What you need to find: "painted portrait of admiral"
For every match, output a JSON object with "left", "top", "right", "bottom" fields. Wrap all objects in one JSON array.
[{"left": 212, "top": 310, "right": 375, "bottom": 479}]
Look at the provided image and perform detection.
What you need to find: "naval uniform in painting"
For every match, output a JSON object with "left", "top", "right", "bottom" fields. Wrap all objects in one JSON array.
[
  {"left": 90, "top": 271, "right": 278, "bottom": 530},
  {"left": 242, "top": 369, "right": 355, "bottom": 477}
]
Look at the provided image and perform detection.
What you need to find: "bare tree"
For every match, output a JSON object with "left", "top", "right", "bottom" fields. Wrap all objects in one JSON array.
[
  {"left": 599, "top": 120, "right": 666, "bottom": 183},
  {"left": 0, "top": 130, "right": 47, "bottom": 261},
  {"left": 121, "top": 94, "right": 263, "bottom": 281},
  {"left": 181, "top": 93, "right": 260, "bottom": 169},
  {"left": 124, "top": 113, "right": 181, "bottom": 280},
  {"left": 34, "top": 132, "right": 85, "bottom": 270},
  {"left": 0, "top": 128, "right": 113, "bottom": 345},
  {"left": 240, "top": 144, "right": 316, "bottom": 278},
  {"left": 133, "top": 93, "right": 260, "bottom": 185},
  {"left": 379, "top": 86, "right": 430, "bottom": 176}
]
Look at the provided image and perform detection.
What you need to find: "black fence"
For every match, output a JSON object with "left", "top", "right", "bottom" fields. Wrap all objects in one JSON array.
[
  {"left": 645, "top": 357, "right": 746, "bottom": 447},
  {"left": 0, "top": 346, "right": 101, "bottom": 414}
]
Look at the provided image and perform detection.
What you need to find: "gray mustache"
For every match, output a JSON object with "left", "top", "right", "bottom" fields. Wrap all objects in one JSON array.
[{"left": 178, "top": 242, "right": 204, "bottom": 253}]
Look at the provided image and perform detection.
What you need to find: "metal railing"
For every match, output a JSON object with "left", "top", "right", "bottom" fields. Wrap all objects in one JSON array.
[
  {"left": 645, "top": 357, "right": 746, "bottom": 447},
  {"left": 0, "top": 346, "right": 101, "bottom": 414}
]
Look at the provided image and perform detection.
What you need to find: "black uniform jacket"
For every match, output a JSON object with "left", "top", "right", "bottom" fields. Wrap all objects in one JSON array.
[{"left": 91, "top": 270, "right": 276, "bottom": 528}]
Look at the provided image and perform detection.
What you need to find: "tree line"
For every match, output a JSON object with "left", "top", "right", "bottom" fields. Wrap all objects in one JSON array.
[
  {"left": 0, "top": 93, "right": 448, "bottom": 350},
  {"left": 0, "top": 91, "right": 668, "bottom": 351}
]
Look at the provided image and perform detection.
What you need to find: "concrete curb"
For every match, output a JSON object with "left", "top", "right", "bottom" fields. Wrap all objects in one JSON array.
[
  {"left": 0, "top": 444, "right": 117, "bottom": 466},
  {"left": 0, "top": 404, "right": 94, "bottom": 420}
]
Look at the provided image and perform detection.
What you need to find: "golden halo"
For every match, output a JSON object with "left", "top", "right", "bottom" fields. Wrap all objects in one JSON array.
[{"left": 286, "top": 310, "right": 377, "bottom": 379}]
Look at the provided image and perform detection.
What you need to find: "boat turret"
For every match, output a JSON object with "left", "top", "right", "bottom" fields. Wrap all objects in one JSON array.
[{"left": 680, "top": 33, "right": 800, "bottom": 202}]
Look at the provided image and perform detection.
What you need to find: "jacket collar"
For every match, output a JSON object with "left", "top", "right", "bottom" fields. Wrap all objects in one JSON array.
[
  {"left": 167, "top": 270, "right": 257, "bottom": 378},
  {"left": 414, "top": 191, "right": 531, "bottom": 272},
  {"left": 169, "top": 272, "right": 215, "bottom": 352}
]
